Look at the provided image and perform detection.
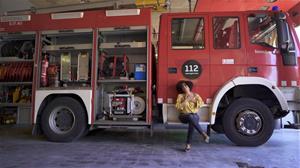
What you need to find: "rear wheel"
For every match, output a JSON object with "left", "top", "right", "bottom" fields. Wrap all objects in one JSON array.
[
  {"left": 223, "top": 98, "right": 274, "bottom": 146},
  {"left": 41, "top": 97, "right": 87, "bottom": 142}
]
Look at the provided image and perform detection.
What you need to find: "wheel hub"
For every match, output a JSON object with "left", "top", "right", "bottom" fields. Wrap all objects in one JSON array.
[
  {"left": 49, "top": 106, "right": 75, "bottom": 134},
  {"left": 236, "top": 110, "right": 262, "bottom": 136}
]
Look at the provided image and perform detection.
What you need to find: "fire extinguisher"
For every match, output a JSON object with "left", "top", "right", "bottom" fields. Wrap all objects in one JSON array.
[{"left": 41, "top": 54, "right": 49, "bottom": 87}]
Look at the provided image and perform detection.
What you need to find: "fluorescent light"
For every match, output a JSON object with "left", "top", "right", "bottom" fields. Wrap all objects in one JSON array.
[
  {"left": 0, "top": 15, "right": 31, "bottom": 22},
  {"left": 51, "top": 12, "right": 84, "bottom": 20},
  {"left": 106, "top": 9, "right": 140, "bottom": 17},
  {"left": 265, "top": 0, "right": 277, "bottom": 2}
]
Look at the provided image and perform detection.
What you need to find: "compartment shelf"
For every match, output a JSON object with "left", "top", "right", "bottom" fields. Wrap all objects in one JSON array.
[
  {"left": 100, "top": 47, "right": 147, "bottom": 55},
  {"left": 100, "top": 42, "right": 146, "bottom": 49},
  {"left": 0, "top": 103, "right": 31, "bottom": 107},
  {"left": 43, "top": 43, "right": 93, "bottom": 51},
  {"left": 0, "top": 82, "right": 32, "bottom": 85},
  {"left": 94, "top": 119, "right": 148, "bottom": 126},
  {"left": 0, "top": 58, "right": 34, "bottom": 62},
  {"left": 99, "top": 27, "right": 147, "bottom": 35},
  {"left": 37, "top": 87, "right": 92, "bottom": 90},
  {"left": 98, "top": 80, "right": 146, "bottom": 83}
]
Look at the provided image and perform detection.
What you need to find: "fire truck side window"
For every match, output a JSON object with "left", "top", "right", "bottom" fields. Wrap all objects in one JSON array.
[
  {"left": 248, "top": 14, "right": 278, "bottom": 48},
  {"left": 213, "top": 17, "right": 241, "bottom": 49},
  {"left": 171, "top": 18, "right": 205, "bottom": 49}
]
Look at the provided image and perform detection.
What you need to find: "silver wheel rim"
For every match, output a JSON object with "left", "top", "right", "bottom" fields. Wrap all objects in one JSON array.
[
  {"left": 49, "top": 106, "right": 75, "bottom": 134},
  {"left": 236, "top": 110, "right": 262, "bottom": 136}
]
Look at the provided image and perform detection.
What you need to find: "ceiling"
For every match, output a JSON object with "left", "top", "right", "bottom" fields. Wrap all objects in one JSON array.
[
  {"left": 0, "top": 0, "right": 196, "bottom": 14},
  {"left": 28, "top": 0, "right": 118, "bottom": 8},
  {"left": 25, "top": 0, "right": 300, "bottom": 12}
]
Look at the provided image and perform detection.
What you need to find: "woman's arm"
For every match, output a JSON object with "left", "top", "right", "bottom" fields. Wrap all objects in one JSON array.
[
  {"left": 175, "top": 94, "right": 186, "bottom": 111},
  {"left": 194, "top": 94, "right": 204, "bottom": 109}
]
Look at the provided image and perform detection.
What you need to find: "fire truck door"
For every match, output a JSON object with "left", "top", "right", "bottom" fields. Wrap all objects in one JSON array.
[
  {"left": 245, "top": 13, "right": 281, "bottom": 83},
  {"left": 209, "top": 13, "right": 247, "bottom": 95},
  {"left": 166, "top": 14, "right": 210, "bottom": 103}
]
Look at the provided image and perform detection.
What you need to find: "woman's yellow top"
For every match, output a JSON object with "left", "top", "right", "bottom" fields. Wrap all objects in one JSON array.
[{"left": 175, "top": 93, "right": 204, "bottom": 113}]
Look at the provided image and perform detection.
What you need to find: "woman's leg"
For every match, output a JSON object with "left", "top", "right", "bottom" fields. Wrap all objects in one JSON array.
[
  {"left": 190, "top": 114, "right": 209, "bottom": 142},
  {"left": 179, "top": 114, "right": 194, "bottom": 146},
  {"left": 188, "top": 114, "right": 206, "bottom": 136},
  {"left": 186, "top": 121, "right": 194, "bottom": 144}
]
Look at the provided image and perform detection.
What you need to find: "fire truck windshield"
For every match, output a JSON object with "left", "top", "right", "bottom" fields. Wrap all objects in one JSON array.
[{"left": 248, "top": 14, "right": 278, "bottom": 48}]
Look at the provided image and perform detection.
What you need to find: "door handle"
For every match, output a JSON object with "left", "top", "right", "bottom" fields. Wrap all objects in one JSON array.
[
  {"left": 168, "top": 67, "right": 177, "bottom": 74},
  {"left": 248, "top": 67, "right": 258, "bottom": 73}
]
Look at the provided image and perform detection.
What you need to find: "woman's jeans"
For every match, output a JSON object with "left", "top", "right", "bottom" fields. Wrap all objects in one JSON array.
[{"left": 179, "top": 113, "right": 205, "bottom": 144}]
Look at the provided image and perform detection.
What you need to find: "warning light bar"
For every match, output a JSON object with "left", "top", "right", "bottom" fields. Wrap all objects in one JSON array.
[
  {"left": 0, "top": 15, "right": 31, "bottom": 22},
  {"left": 51, "top": 12, "right": 84, "bottom": 20},
  {"left": 106, "top": 9, "right": 140, "bottom": 17}
]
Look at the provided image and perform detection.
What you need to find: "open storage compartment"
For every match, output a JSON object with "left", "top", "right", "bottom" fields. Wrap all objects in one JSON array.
[
  {"left": 39, "top": 29, "right": 93, "bottom": 89},
  {"left": 96, "top": 26, "right": 149, "bottom": 125},
  {"left": 0, "top": 32, "right": 35, "bottom": 125}
]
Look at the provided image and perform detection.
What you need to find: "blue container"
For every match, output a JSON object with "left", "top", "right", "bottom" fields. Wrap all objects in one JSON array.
[{"left": 134, "top": 64, "right": 146, "bottom": 80}]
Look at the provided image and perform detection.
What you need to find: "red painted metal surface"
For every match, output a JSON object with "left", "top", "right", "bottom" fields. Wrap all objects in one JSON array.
[
  {"left": 157, "top": 10, "right": 300, "bottom": 103},
  {"left": 0, "top": 9, "right": 152, "bottom": 32},
  {"left": 31, "top": 32, "right": 40, "bottom": 124},
  {"left": 147, "top": 24, "right": 153, "bottom": 124}
]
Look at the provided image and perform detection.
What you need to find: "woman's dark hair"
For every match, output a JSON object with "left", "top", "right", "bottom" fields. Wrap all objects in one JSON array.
[{"left": 176, "top": 80, "right": 193, "bottom": 93}]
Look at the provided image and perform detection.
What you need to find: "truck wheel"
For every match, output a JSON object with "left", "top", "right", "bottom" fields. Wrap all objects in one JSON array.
[
  {"left": 211, "top": 118, "right": 224, "bottom": 133},
  {"left": 41, "top": 97, "right": 87, "bottom": 142},
  {"left": 223, "top": 98, "right": 274, "bottom": 146}
]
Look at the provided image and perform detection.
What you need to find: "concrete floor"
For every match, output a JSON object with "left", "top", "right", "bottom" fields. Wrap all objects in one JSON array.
[{"left": 0, "top": 126, "right": 299, "bottom": 168}]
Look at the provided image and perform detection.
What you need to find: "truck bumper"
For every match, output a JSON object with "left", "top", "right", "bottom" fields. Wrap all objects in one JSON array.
[{"left": 279, "top": 87, "right": 300, "bottom": 111}]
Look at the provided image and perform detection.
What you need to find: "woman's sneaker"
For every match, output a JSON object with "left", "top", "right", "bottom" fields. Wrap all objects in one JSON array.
[
  {"left": 202, "top": 133, "right": 210, "bottom": 143},
  {"left": 204, "top": 136, "right": 210, "bottom": 143},
  {"left": 184, "top": 144, "right": 191, "bottom": 152}
]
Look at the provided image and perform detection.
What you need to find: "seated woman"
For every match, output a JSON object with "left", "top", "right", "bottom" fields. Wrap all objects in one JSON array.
[{"left": 175, "top": 80, "right": 209, "bottom": 152}]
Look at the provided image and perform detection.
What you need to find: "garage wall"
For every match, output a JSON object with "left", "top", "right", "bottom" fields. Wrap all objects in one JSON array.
[{"left": 0, "top": 0, "right": 32, "bottom": 13}]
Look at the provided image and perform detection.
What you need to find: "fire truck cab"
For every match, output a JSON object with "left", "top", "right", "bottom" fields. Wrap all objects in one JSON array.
[{"left": 157, "top": 10, "right": 300, "bottom": 146}]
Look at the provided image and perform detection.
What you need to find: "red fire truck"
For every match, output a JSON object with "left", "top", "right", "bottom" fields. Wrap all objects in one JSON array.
[{"left": 0, "top": 4, "right": 299, "bottom": 146}]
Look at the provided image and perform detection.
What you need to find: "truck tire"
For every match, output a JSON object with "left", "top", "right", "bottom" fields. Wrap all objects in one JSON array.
[
  {"left": 223, "top": 98, "right": 274, "bottom": 146},
  {"left": 41, "top": 97, "right": 87, "bottom": 142}
]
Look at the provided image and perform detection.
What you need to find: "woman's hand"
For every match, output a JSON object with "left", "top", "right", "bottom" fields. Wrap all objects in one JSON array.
[
  {"left": 185, "top": 94, "right": 196, "bottom": 102},
  {"left": 182, "top": 93, "right": 198, "bottom": 104}
]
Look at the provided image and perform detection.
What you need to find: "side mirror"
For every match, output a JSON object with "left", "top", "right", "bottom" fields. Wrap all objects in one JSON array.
[
  {"left": 275, "top": 12, "right": 297, "bottom": 66},
  {"left": 276, "top": 13, "right": 290, "bottom": 49}
]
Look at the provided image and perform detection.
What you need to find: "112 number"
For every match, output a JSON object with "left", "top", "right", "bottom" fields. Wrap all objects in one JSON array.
[{"left": 184, "top": 65, "right": 199, "bottom": 72}]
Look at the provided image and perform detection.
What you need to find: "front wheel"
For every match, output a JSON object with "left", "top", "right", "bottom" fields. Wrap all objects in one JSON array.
[
  {"left": 223, "top": 98, "right": 274, "bottom": 146},
  {"left": 41, "top": 97, "right": 87, "bottom": 142}
]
